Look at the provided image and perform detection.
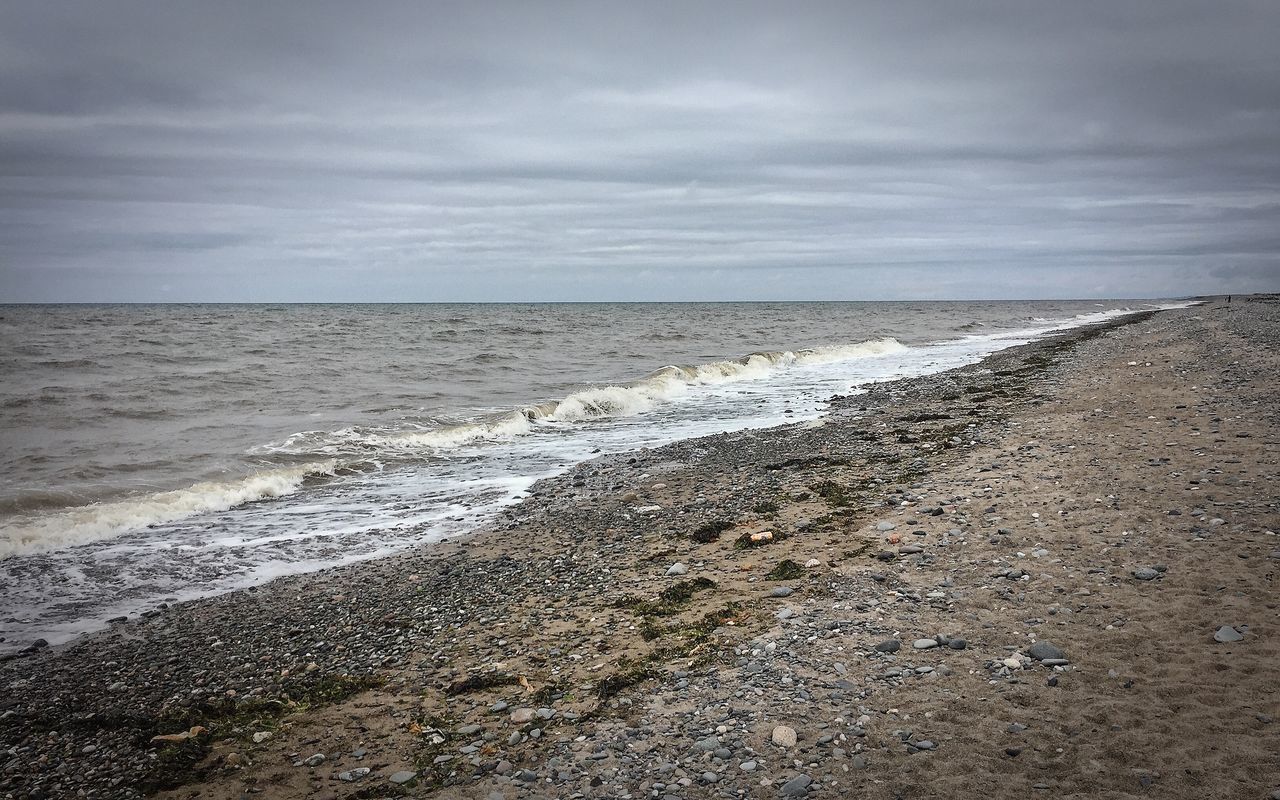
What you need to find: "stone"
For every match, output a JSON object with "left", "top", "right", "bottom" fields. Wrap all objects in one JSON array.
[
  {"left": 302, "top": 753, "right": 326, "bottom": 767},
  {"left": 252, "top": 731, "right": 273, "bottom": 744},
  {"left": 666, "top": 562, "right": 688, "bottom": 576},
  {"left": 770, "top": 587, "right": 794, "bottom": 597},
  {"left": 913, "top": 740, "right": 937, "bottom": 750},
  {"left": 1214, "top": 625, "right": 1244, "bottom": 643},
  {"left": 874, "top": 639, "right": 901, "bottom": 653},
  {"left": 948, "top": 638, "right": 968, "bottom": 650},
  {"left": 804, "top": 558, "right": 821, "bottom": 568},
  {"left": 1133, "top": 568, "right": 1160, "bottom": 581},
  {"left": 1027, "top": 641, "right": 1066, "bottom": 661},
  {"left": 510, "top": 707, "right": 535, "bottom": 724},
  {"left": 739, "top": 760, "right": 757, "bottom": 771},
  {"left": 899, "top": 545, "right": 924, "bottom": 554},
  {"left": 388, "top": 771, "right": 417, "bottom": 785},
  {"left": 876, "top": 521, "right": 896, "bottom": 531},
  {"left": 771, "top": 725, "right": 798, "bottom": 748},
  {"left": 780, "top": 773, "right": 813, "bottom": 796},
  {"left": 338, "top": 768, "right": 371, "bottom": 781},
  {"left": 913, "top": 639, "right": 938, "bottom": 650}
]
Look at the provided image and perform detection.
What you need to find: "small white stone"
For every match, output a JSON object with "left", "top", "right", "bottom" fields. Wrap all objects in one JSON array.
[{"left": 771, "top": 725, "right": 798, "bottom": 748}]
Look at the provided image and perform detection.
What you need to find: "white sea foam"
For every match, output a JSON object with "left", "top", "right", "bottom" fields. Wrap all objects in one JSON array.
[{"left": 0, "top": 461, "right": 337, "bottom": 557}]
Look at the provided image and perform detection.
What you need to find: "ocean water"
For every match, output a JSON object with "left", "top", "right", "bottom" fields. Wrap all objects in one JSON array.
[{"left": 0, "top": 300, "right": 1184, "bottom": 650}]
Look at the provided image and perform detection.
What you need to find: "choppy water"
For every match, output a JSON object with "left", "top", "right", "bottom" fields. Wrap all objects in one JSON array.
[{"left": 0, "top": 300, "right": 1186, "bottom": 649}]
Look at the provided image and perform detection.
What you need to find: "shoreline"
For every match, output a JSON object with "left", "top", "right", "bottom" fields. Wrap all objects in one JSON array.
[
  {"left": 2, "top": 296, "right": 1277, "bottom": 799},
  {"left": 0, "top": 302, "right": 1172, "bottom": 655}
]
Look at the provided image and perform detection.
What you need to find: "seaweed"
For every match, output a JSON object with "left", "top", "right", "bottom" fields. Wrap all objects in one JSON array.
[{"left": 765, "top": 559, "right": 805, "bottom": 580}]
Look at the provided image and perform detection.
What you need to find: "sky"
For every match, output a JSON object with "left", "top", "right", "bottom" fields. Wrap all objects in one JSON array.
[{"left": 1, "top": 1, "right": 1278, "bottom": 302}]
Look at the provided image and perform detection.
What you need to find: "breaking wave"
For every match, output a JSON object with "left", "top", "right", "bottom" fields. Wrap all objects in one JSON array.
[
  {"left": 1, "top": 337, "right": 906, "bottom": 556},
  {"left": 0, "top": 461, "right": 337, "bottom": 558}
]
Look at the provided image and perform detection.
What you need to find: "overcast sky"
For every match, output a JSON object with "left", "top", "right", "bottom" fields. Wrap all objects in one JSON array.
[{"left": 1, "top": 1, "right": 1278, "bottom": 301}]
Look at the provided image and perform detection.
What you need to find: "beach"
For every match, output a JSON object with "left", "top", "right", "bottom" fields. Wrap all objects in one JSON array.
[{"left": 2, "top": 296, "right": 1277, "bottom": 799}]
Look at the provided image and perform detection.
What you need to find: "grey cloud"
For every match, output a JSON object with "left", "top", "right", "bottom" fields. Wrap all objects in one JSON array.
[{"left": 0, "top": 1, "right": 1277, "bottom": 301}]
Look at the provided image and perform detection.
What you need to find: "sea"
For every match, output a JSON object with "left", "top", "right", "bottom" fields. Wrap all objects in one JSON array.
[{"left": 0, "top": 300, "right": 1188, "bottom": 651}]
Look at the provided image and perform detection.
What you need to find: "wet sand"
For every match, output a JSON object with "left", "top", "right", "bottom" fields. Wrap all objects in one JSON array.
[{"left": 2, "top": 296, "right": 1277, "bottom": 800}]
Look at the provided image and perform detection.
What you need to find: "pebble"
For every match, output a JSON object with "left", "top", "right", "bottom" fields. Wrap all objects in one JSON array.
[
  {"left": 1027, "top": 641, "right": 1066, "bottom": 661},
  {"left": 302, "top": 753, "right": 325, "bottom": 767},
  {"left": 770, "top": 587, "right": 795, "bottom": 597},
  {"left": 338, "top": 768, "right": 371, "bottom": 781},
  {"left": 913, "top": 638, "right": 938, "bottom": 649},
  {"left": 510, "top": 707, "right": 535, "bottom": 724},
  {"left": 771, "top": 725, "right": 798, "bottom": 748},
  {"left": 388, "top": 770, "right": 417, "bottom": 785},
  {"left": 1214, "top": 625, "right": 1244, "bottom": 643},
  {"left": 876, "top": 520, "right": 896, "bottom": 531},
  {"left": 666, "top": 562, "right": 688, "bottom": 576},
  {"left": 874, "top": 639, "right": 901, "bottom": 653},
  {"left": 1132, "top": 567, "right": 1160, "bottom": 581},
  {"left": 780, "top": 773, "right": 813, "bottom": 796},
  {"left": 252, "top": 731, "right": 272, "bottom": 744}
]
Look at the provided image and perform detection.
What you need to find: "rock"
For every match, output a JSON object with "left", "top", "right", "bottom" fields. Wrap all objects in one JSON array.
[
  {"left": 770, "top": 587, "right": 795, "bottom": 598},
  {"left": 776, "top": 607, "right": 797, "bottom": 620},
  {"left": 252, "top": 731, "right": 273, "bottom": 744},
  {"left": 771, "top": 725, "right": 798, "bottom": 748},
  {"left": 948, "top": 638, "right": 968, "bottom": 650},
  {"left": 804, "top": 558, "right": 821, "bottom": 568},
  {"left": 1133, "top": 568, "right": 1160, "bottom": 581},
  {"left": 913, "top": 740, "right": 937, "bottom": 751},
  {"left": 1027, "top": 641, "right": 1066, "bottom": 661},
  {"left": 913, "top": 639, "right": 938, "bottom": 650},
  {"left": 302, "top": 753, "right": 326, "bottom": 767},
  {"left": 666, "top": 562, "right": 688, "bottom": 576},
  {"left": 224, "top": 752, "right": 245, "bottom": 767},
  {"left": 1214, "top": 625, "right": 1244, "bottom": 643},
  {"left": 899, "top": 545, "right": 924, "bottom": 554},
  {"left": 780, "top": 773, "right": 813, "bottom": 796},
  {"left": 874, "top": 639, "right": 901, "bottom": 653},
  {"left": 510, "top": 708, "right": 536, "bottom": 724},
  {"left": 338, "top": 767, "right": 371, "bottom": 781},
  {"left": 388, "top": 770, "right": 417, "bottom": 785},
  {"left": 750, "top": 531, "right": 774, "bottom": 544},
  {"left": 458, "top": 723, "right": 483, "bottom": 735},
  {"left": 876, "top": 521, "right": 896, "bottom": 531},
  {"left": 740, "top": 760, "right": 757, "bottom": 771}
]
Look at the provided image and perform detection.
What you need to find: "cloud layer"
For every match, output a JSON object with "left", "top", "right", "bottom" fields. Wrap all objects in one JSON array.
[{"left": 2, "top": 1, "right": 1278, "bottom": 300}]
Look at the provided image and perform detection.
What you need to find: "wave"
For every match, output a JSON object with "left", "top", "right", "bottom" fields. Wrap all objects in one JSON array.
[
  {"left": 3, "top": 337, "right": 905, "bottom": 554},
  {"left": 266, "top": 337, "right": 907, "bottom": 451},
  {"left": 0, "top": 461, "right": 336, "bottom": 558}
]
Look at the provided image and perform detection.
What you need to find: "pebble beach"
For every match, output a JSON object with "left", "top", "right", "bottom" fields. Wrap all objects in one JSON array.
[{"left": 2, "top": 296, "right": 1278, "bottom": 800}]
